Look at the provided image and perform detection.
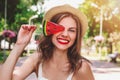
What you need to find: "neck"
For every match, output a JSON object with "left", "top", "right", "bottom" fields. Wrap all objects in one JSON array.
[
  {"left": 44, "top": 48, "right": 71, "bottom": 72},
  {"left": 52, "top": 48, "right": 68, "bottom": 63}
]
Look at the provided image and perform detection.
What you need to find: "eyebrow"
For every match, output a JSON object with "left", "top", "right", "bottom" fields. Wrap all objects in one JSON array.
[
  {"left": 69, "top": 27, "right": 77, "bottom": 29},
  {"left": 59, "top": 24, "right": 77, "bottom": 29}
]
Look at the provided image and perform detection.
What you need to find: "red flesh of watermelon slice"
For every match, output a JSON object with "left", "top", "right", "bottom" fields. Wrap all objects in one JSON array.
[{"left": 43, "top": 20, "right": 65, "bottom": 36}]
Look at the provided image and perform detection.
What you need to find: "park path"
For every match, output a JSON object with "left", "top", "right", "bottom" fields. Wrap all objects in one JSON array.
[
  {"left": 16, "top": 56, "right": 120, "bottom": 80},
  {"left": 92, "top": 60, "right": 120, "bottom": 80}
]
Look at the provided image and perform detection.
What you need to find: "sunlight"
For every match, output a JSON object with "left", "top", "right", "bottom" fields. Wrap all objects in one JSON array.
[{"left": 43, "top": 0, "right": 85, "bottom": 11}]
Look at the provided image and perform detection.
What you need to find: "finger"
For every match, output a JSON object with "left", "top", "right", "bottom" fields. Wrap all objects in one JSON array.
[
  {"left": 29, "top": 26, "right": 36, "bottom": 36},
  {"left": 23, "top": 25, "right": 36, "bottom": 31},
  {"left": 30, "top": 26, "right": 36, "bottom": 33},
  {"left": 21, "top": 25, "right": 28, "bottom": 30},
  {"left": 21, "top": 25, "right": 36, "bottom": 34},
  {"left": 30, "top": 25, "right": 35, "bottom": 29},
  {"left": 30, "top": 25, "right": 36, "bottom": 31}
]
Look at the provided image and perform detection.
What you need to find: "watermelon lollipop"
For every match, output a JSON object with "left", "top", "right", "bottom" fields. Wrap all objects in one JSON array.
[{"left": 43, "top": 20, "right": 65, "bottom": 36}]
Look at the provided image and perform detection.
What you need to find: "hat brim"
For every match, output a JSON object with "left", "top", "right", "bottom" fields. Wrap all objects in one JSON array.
[{"left": 44, "top": 4, "right": 88, "bottom": 36}]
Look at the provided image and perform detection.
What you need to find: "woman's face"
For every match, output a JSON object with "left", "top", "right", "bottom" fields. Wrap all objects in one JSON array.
[{"left": 52, "top": 16, "right": 77, "bottom": 50}]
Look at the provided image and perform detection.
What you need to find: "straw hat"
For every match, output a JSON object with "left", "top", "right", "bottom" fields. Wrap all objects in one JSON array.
[{"left": 43, "top": 4, "right": 88, "bottom": 36}]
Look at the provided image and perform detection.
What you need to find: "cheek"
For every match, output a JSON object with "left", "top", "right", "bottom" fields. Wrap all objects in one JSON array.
[
  {"left": 69, "top": 34, "right": 77, "bottom": 46},
  {"left": 71, "top": 33, "right": 77, "bottom": 41},
  {"left": 52, "top": 32, "right": 61, "bottom": 41},
  {"left": 52, "top": 34, "right": 57, "bottom": 44}
]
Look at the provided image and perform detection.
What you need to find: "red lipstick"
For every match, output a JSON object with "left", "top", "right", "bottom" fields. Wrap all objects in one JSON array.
[{"left": 57, "top": 38, "right": 69, "bottom": 44}]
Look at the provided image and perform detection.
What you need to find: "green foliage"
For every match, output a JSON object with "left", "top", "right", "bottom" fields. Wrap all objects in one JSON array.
[
  {"left": 79, "top": 0, "right": 100, "bottom": 37},
  {"left": 14, "top": 0, "right": 35, "bottom": 24},
  {"left": 81, "top": 0, "right": 120, "bottom": 55},
  {"left": 0, "top": 51, "right": 9, "bottom": 63},
  {"left": 80, "top": 0, "right": 120, "bottom": 38},
  {"left": 0, "top": 18, "right": 5, "bottom": 31},
  {"left": 0, "top": 0, "right": 44, "bottom": 33},
  {"left": 10, "top": 0, "right": 44, "bottom": 34}
]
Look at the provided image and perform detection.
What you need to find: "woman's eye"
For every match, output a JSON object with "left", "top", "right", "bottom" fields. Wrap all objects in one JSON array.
[{"left": 69, "top": 29, "right": 76, "bottom": 32}]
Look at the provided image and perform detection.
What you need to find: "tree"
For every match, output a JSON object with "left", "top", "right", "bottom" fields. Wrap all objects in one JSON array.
[
  {"left": 0, "top": 0, "right": 45, "bottom": 50},
  {"left": 0, "top": 0, "right": 19, "bottom": 30},
  {"left": 80, "top": 0, "right": 120, "bottom": 38},
  {"left": 0, "top": 0, "right": 44, "bottom": 31},
  {"left": 79, "top": 0, "right": 120, "bottom": 55}
]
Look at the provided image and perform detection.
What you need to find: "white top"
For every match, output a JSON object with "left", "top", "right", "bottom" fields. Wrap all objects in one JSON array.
[{"left": 38, "top": 63, "right": 73, "bottom": 80}]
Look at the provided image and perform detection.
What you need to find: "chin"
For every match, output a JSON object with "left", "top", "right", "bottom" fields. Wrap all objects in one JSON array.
[{"left": 55, "top": 45, "right": 70, "bottom": 51}]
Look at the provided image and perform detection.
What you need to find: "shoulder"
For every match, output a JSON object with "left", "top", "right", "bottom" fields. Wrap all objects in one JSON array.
[
  {"left": 77, "top": 59, "right": 92, "bottom": 73},
  {"left": 73, "top": 59, "right": 95, "bottom": 80}
]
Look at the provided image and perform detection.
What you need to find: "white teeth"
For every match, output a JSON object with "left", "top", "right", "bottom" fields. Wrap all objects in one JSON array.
[{"left": 58, "top": 39, "right": 68, "bottom": 43}]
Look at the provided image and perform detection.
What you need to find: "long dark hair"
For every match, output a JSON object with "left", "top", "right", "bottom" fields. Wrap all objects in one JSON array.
[{"left": 37, "top": 12, "right": 85, "bottom": 71}]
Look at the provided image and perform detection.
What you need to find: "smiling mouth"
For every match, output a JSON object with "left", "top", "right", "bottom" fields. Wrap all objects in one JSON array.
[{"left": 57, "top": 38, "right": 69, "bottom": 44}]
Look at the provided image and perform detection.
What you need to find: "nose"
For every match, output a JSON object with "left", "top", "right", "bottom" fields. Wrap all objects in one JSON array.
[{"left": 61, "top": 30, "right": 68, "bottom": 37}]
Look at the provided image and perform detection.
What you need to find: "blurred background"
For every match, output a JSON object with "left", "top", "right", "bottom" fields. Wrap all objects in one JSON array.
[{"left": 0, "top": 0, "right": 120, "bottom": 80}]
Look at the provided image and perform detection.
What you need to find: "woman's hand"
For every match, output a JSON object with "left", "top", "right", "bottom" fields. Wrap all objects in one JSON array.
[{"left": 16, "top": 24, "right": 36, "bottom": 46}]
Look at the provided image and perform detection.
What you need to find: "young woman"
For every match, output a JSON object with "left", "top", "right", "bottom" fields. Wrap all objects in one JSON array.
[{"left": 0, "top": 4, "right": 94, "bottom": 80}]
